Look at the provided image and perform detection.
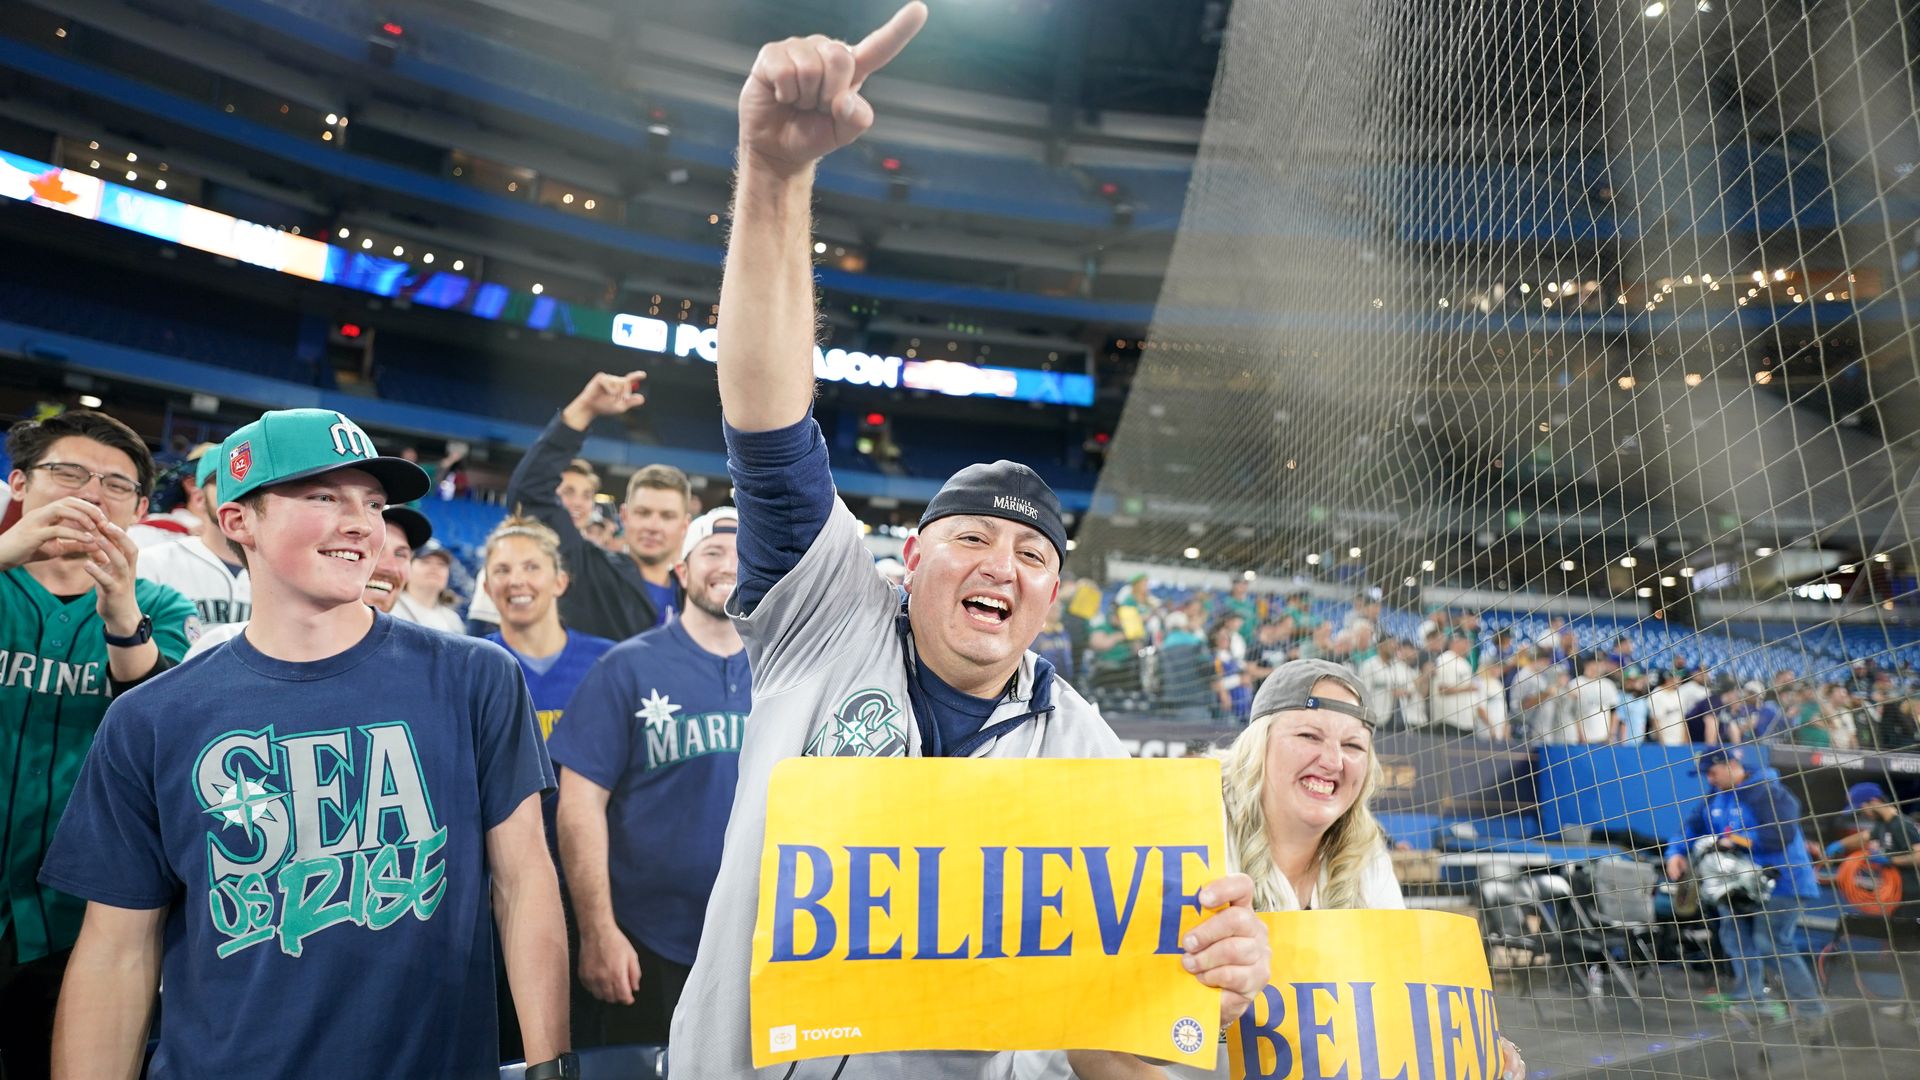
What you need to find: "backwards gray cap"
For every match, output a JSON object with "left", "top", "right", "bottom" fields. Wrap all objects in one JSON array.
[{"left": 1250, "top": 658, "right": 1372, "bottom": 727}]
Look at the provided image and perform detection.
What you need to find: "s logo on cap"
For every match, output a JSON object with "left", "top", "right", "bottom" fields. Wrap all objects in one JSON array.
[{"left": 228, "top": 442, "right": 252, "bottom": 481}]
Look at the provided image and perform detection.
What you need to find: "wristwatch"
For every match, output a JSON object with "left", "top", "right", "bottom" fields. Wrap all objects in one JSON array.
[
  {"left": 102, "top": 614, "right": 153, "bottom": 648},
  {"left": 524, "top": 1053, "right": 581, "bottom": 1080}
]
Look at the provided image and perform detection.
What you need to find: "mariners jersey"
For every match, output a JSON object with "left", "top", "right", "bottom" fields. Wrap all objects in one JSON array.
[
  {"left": 547, "top": 619, "right": 750, "bottom": 965},
  {"left": 41, "top": 613, "right": 553, "bottom": 1078},
  {"left": 0, "top": 567, "right": 196, "bottom": 960},
  {"left": 139, "top": 535, "right": 251, "bottom": 627},
  {"left": 670, "top": 483, "right": 1124, "bottom": 1080}
]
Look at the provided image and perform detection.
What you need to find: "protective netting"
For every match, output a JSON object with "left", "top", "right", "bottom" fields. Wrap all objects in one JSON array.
[{"left": 1074, "top": 1, "right": 1920, "bottom": 1075}]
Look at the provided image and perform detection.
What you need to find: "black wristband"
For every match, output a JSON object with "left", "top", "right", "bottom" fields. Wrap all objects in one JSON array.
[
  {"left": 103, "top": 614, "right": 153, "bottom": 648},
  {"left": 524, "top": 1052, "right": 579, "bottom": 1080}
]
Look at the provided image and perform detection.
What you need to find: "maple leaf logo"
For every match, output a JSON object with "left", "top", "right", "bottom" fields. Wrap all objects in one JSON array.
[{"left": 28, "top": 171, "right": 79, "bottom": 205}]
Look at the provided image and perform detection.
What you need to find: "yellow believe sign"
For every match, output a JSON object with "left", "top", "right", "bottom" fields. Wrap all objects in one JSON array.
[
  {"left": 1228, "top": 910, "right": 1504, "bottom": 1080},
  {"left": 749, "top": 757, "right": 1228, "bottom": 1067}
]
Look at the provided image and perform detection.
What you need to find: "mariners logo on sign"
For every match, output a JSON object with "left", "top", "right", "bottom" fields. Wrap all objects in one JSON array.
[
  {"left": 1171, "top": 1017, "right": 1205, "bottom": 1056},
  {"left": 228, "top": 442, "right": 252, "bottom": 481},
  {"left": 806, "top": 687, "right": 908, "bottom": 758}
]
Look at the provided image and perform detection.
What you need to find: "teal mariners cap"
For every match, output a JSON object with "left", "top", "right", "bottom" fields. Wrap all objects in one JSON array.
[{"left": 216, "top": 409, "right": 431, "bottom": 506}]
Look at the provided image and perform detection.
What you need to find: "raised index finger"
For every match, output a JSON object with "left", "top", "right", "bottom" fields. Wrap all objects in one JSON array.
[{"left": 851, "top": 1, "right": 929, "bottom": 83}]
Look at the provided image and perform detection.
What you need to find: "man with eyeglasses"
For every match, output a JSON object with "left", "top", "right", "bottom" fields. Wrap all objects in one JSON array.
[{"left": 0, "top": 409, "right": 196, "bottom": 1079}]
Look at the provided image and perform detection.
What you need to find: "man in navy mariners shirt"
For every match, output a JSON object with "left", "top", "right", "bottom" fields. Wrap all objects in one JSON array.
[
  {"left": 39, "top": 407, "right": 572, "bottom": 1079},
  {"left": 553, "top": 506, "right": 749, "bottom": 1047}
]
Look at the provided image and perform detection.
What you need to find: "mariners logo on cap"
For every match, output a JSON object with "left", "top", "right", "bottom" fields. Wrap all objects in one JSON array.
[
  {"left": 228, "top": 442, "right": 252, "bottom": 481},
  {"left": 328, "top": 413, "right": 374, "bottom": 459},
  {"left": 992, "top": 494, "right": 1038, "bottom": 519}
]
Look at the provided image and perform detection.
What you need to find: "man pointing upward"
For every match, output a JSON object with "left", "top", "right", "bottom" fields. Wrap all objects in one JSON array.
[{"left": 669, "top": 6, "right": 1270, "bottom": 1077}]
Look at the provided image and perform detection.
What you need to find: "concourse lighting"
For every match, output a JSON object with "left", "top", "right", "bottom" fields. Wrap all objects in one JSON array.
[
  {"left": 1403, "top": 577, "right": 1418, "bottom": 587},
  {"left": 1660, "top": 576, "right": 1677, "bottom": 587},
  {"left": 126, "top": 152, "right": 136, "bottom": 162},
  {"left": 1243, "top": 570, "right": 1257, "bottom": 581},
  {"left": 1643, "top": 3, "right": 1666, "bottom": 16},
  {"left": 451, "top": 260, "right": 464, "bottom": 271},
  {"left": 1561, "top": 560, "right": 1577, "bottom": 571},
  {"left": 422, "top": 253, "right": 434, "bottom": 264},
  {"left": 1679, "top": 566, "right": 1696, "bottom": 578},
  {"left": 1873, "top": 553, "right": 1891, "bottom": 563},
  {"left": 531, "top": 283, "right": 545, "bottom": 295},
  {"left": 1637, "top": 587, "right": 1654, "bottom": 598},
  {"left": 1755, "top": 547, "right": 1774, "bottom": 557},
  {"left": 1348, "top": 546, "right": 1362, "bottom": 558},
  {"left": 326, "top": 113, "right": 339, "bottom": 125},
  {"left": 338, "top": 228, "right": 350, "bottom": 239},
  {"left": 360, "top": 239, "right": 372, "bottom": 249},
  {"left": 153, "top": 180, "right": 165, "bottom": 190},
  {"left": 392, "top": 246, "right": 404, "bottom": 257},
  {"left": 1683, "top": 372, "right": 1703, "bottom": 386},
  {"left": 125, "top": 171, "right": 136, "bottom": 181},
  {"left": 1305, "top": 553, "right": 1323, "bottom": 566},
  {"left": 78, "top": 394, "right": 102, "bottom": 408},
  {"left": 1183, "top": 547, "right": 1201, "bottom": 560},
  {"left": 1421, "top": 559, "right": 1437, "bottom": 572},
  {"left": 1839, "top": 564, "right": 1856, "bottom": 573},
  {"left": 1619, "top": 556, "right": 1637, "bottom": 568}
]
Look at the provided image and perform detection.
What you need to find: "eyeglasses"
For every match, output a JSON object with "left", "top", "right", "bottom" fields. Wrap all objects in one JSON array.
[{"left": 32, "top": 462, "right": 142, "bottom": 500}]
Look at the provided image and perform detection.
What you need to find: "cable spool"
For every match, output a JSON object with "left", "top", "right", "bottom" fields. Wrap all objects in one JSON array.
[{"left": 1836, "top": 849, "right": 1903, "bottom": 916}]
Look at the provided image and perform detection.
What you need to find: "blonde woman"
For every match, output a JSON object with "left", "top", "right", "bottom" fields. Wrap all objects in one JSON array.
[{"left": 1067, "top": 660, "right": 1525, "bottom": 1079}]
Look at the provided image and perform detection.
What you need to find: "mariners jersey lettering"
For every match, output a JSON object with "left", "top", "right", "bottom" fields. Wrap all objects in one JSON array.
[
  {"left": 138, "top": 536, "right": 251, "bottom": 629},
  {"left": 548, "top": 619, "right": 750, "bottom": 965},
  {"left": 0, "top": 568, "right": 196, "bottom": 962},
  {"left": 41, "top": 614, "right": 552, "bottom": 1079}
]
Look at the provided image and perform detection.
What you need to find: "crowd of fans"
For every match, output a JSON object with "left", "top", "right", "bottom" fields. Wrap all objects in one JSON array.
[{"left": 1036, "top": 578, "right": 1920, "bottom": 751}]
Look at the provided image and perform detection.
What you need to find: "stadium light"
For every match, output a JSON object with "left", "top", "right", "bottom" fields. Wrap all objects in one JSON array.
[
  {"left": 360, "top": 239, "right": 372, "bottom": 249},
  {"left": 1421, "top": 559, "right": 1437, "bottom": 572},
  {"left": 1660, "top": 576, "right": 1677, "bottom": 587},
  {"left": 154, "top": 180, "right": 166, "bottom": 191},
  {"left": 1403, "top": 576, "right": 1418, "bottom": 587},
  {"left": 1243, "top": 570, "right": 1257, "bottom": 581},
  {"left": 1839, "top": 563, "right": 1856, "bottom": 573},
  {"left": 1305, "top": 553, "right": 1322, "bottom": 566},
  {"left": 337, "top": 228, "right": 350, "bottom": 239},
  {"left": 126, "top": 152, "right": 136, "bottom": 162},
  {"left": 1560, "top": 560, "right": 1577, "bottom": 571},
  {"left": 1636, "top": 587, "right": 1654, "bottom": 597},
  {"left": 451, "top": 260, "right": 464, "bottom": 271},
  {"left": 1619, "top": 556, "right": 1637, "bottom": 568},
  {"left": 1679, "top": 566, "right": 1696, "bottom": 578},
  {"left": 1873, "top": 552, "right": 1890, "bottom": 563},
  {"left": 125, "top": 171, "right": 136, "bottom": 181},
  {"left": 78, "top": 394, "right": 102, "bottom": 408},
  {"left": 531, "top": 283, "right": 545, "bottom": 295},
  {"left": 1183, "top": 547, "right": 1201, "bottom": 560},
  {"left": 1643, "top": 3, "right": 1665, "bottom": 17},
  {"left": 392, "top": 246, "right": 404, "bottom": 257},
  {"left": 1755, "top": 547, "right": 1774, "bottom": 557},
  {"left": 422, "top": 253, "right": 434, "bottom": 264},
  {"left": 326, "top": 113, "right": 339, "bottom": 125},
  {"left": 1348, "top": 546, "right": 1362, "bottom": 558}
]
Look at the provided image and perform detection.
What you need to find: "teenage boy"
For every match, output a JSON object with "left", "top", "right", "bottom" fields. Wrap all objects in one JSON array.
[{"left": 40, "top": 408, "right": 574, "bottom": 1080}]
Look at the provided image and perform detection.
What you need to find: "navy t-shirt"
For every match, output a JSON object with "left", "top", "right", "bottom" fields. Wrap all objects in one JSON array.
[
  {"left": 644, "top": 578, "right": 678, "bottom": 626},
  {"left": 486, "top": 629, "right": 617, "bottom": 742},
  {"left": 40, "top": 614, "right": 553, "bottom": 1080},
  {"left": 546, "top": 619, "right": 749, "bottom": 965}
]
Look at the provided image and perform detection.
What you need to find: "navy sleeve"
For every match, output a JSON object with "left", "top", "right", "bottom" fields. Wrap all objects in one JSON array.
[
  {"left": 506, "top": 412, "right": 597, "bottom": 569},
  {"left": 546, "top": 650, "right": 634, "bottom": 792},
  {"left": 39, "top": 699, "right": 178, "bottom": 909},
  {"left": 725, "top": 413, "right": 835, "bottom": 614},
  {"left": 473, "top": 644, "right": 556, "bottom": 830}
]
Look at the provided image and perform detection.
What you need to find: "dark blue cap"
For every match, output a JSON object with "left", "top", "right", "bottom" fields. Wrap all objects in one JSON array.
[
  {"left": 1696, "top": 745, "right": 1744, "bottom": 772},
  {"left": 1847, "top": 782, "right": 1888, "bottom": 810},
  {"left": 918, "top": 460, "right": 1067, "bottom": 564}
]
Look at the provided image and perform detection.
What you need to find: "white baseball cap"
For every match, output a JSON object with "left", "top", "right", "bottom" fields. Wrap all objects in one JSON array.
[{"left": 681, "top": 505, "right": 739, "bottom": 561}]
